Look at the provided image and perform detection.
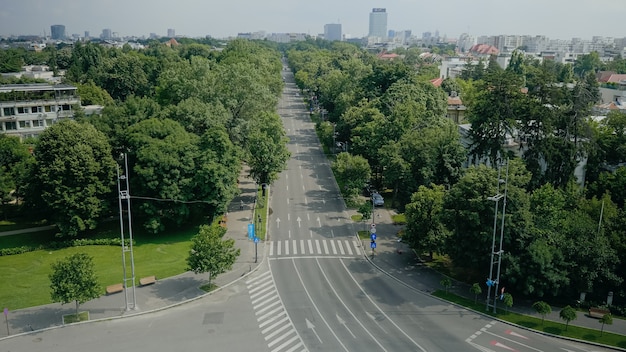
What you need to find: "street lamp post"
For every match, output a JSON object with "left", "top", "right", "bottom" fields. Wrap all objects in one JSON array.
[{"left": 485, "top": 160, "right": 508, "bottom": 312}]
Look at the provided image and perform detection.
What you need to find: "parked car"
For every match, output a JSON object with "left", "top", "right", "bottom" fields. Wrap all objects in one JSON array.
[{"left": 372, "top": 192, "right": 384, "bottom": 206}]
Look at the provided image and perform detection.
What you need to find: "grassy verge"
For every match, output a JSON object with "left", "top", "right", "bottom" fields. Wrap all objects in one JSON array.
[
  {"left": 0, "top": 223, "right": 200, "bottom": 310},
  {"left": 254, "top": 186, "right": 269, "bottom": 240},
  {"left": 63, "top": 311, "right": 89, "bottom": 324},
  {"left": 199, "top": 283, "right": 218, "bottom": 293},
  {"left": 432, "top": 290, "right": 626, "bottom": 349}
]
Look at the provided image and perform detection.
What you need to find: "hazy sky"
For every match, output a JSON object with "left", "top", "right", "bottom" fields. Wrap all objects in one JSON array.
[{"left": 0, "top": 0, "right": 624, "bottom": 40}]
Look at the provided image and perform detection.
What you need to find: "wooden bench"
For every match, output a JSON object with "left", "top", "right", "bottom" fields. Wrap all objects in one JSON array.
[
  {"left": 139, "top": 275, "right": 157, "bottom": 286},
  {"left": 588, "top": 307, "right": 610, "bottom": 318},
  {"left": 106, "top": 283, "right": 124, "bottom": 295}
]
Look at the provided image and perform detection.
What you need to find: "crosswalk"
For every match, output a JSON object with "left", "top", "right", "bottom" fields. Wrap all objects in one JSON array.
[
  {"left": 246, "top": 271, "right": 307, "bottom": 352},
  {"left": 268, "top": 239, "right": 362, "bottom": 257}
]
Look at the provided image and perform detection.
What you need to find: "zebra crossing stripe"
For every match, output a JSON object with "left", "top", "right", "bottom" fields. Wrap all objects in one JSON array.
[
  {"left": 257, "top": 306, "right": 284, "bottom": 322},
  {"left": 330, "top": 240, "right": 337, "bottom": 254},
  {"left": 284, "top": 240, "right": 289, "bottom": 255},
  {"left": 271, "top": 335, "right": 300, "bottom": 352},
  {"left": 300, "top": 240, "right": 305, "bottom": 254},
  {"left": 338, "top": 240, "right": 345, "bottom": 255},
  {"left": 284, "top": 341, "right": 305, "bottom": 352},
  {"left": 293, "top": 240, "right": 297, "bottom": 255},
  {"left": 258, "top": 310, "right": 287, "bottom": 328},
  {"left": 322, "top": 240, "right": 329, "bottom": 254},
  {"left": 261, "top": 316, "right": 289, "bottom": 334},
  {"left": 315, "top": 240, "right": 321, "bottom": 254},
  {"left": 255, "top": 299, "right": 281, "bottom": 315},
  {"left": 344, "top": 240, "right": 353, "bottom": 255},
  {"left": 354, "top": 241, "right": 362, "bottom": 255},
  {"left": 307, "top": 239, "right": 313, "bottom": 253},
  {"left": 277, "top": 241, "right": 282, "bottom": 255},
  {"left": 268, "top": 330, "right": 297, "bottom": 347},
  {"left": 264, "top": 323, "right": 292, "bottom": 340},
  {"left": 269, "top": 243, "right": 274, "bottom": 256},
  {"left": 246, "top": 270, "right": 270, "bottom": 285}
]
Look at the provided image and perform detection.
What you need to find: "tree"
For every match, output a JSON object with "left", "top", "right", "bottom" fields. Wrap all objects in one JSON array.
[
  {"left": 49, "top": 253, "right": 101, "bottom": 317},
  {"left": 187, "top": 224, "right": 240, "bottom": 287},
  {"left": 29, "top": 120, "right": 116, "bottom": 237},
  {"left": 559, "top": 305, "right": 577, "bottom": 331},
  {"left": 404, "top": 184, "right": 448, "bottom": 259},
  {"left": 440, "top": 278, "right": 452, "bottom": 294},
  {"left": 331, "top": 153, "right": 371, "bottom": 200},
  {"left": 357, "top": 201, "right": 373, "bottom": 226},
  {"left": 245, "top": 112, "right": 290, "bottom": 185},
  {"left": 599, "top": 313, "right": 613, "bottom": 336},
  {"left": 532, "top": 301, "right": 552, "bottom": 326},
  {"left": 502, "top": 293, "right": 513, "bottom": 313},
  {"left": 470, "top": 283, "right": 482, "bottom": 304}
]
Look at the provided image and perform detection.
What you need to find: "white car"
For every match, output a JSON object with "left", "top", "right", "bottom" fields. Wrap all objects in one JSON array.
[{"left": 372, "top": 193, "right": 384, "bottom": 206}]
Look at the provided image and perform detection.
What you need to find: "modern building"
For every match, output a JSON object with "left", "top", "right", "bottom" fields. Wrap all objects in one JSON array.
[
  {"left": 101, "top": 28, "right": 112, "bottom": 40},
  {"left": 324, "top": 23, "right": 342, "bottom": 41},
  {"left": 50, "top": 25, "right": 66, "bottom": 40},
  {"left": 0, "top": 84, "right": 80, "bottom": 139},
  {"left": 167, "top": 28, "right": 175, "bottom": 37},
  {"left": 368, "top": 8, "right": 387, "bottom": 41}
]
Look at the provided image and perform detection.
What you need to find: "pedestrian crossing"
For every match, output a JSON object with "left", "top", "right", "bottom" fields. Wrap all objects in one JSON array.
[
  {"left": 268, "top": 239, "right": 362, "bottom": 257},
  {"left": 246, "top": 271, "right": 307, "bottom": 352}
]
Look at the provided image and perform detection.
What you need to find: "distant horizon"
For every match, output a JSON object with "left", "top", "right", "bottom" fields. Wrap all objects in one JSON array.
[{"left": 1, "top": 0, "right": 625, "bottom": 42}]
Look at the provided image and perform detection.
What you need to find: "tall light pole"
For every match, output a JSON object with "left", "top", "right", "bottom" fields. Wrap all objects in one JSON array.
[
  {"left": 117, "top": 153, "right": 137, "bottom": 311},
  {"left": 485, "top": 160, "right": 508, "bottom": 312}
]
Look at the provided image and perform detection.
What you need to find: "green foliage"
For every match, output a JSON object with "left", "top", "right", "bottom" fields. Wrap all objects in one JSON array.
[
  {"left": 49, "top": 252, "right": 101, "bottom": 316},
  {"left": 470, "top": 283, "right": 482, "bottom": 304},
  {"left": 187, "top": 224, "right": 240, "bottom": 285},
  {"left": 246, "top": 112, "right": 290, "bottom": 184},
  {"left": 532, "top": 301, "right": 552, "bottom": 325},
  {"left": 440, "top": 277, "right": 452, "bottom": 293},
  {"left": 405, "top": 184, "right": 447, "bottom": 259},
  {"left": 29, "top": 120, "right": 117, "bottom": 237},
  {"left": 599, "top": 313, "right": 613, "bottom": 336},
  {"left": 332, "top": 153, "right": 371, "bottom": 199},
  {"left": 76, "top": 81, "right": 114, "bottom": 106},
  {"left": 502, "top": 293, "right": 513, "bottom": 312},
  {"left": 559, "top": 305, "right": 577, "bottom": 330},
  {"left": 357, "top": 201, "right": 373, "bottom": 222}
]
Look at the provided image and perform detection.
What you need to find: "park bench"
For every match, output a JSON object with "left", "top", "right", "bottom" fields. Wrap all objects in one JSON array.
[
  {"left": 139, "top": 275, "right": 157, "bottom": 286},
  {"left": 106, "top": 283, "right": 124, "bottom": 295},
  {"left": 588, "top": 307, "right": 610, "bottom": 318}
]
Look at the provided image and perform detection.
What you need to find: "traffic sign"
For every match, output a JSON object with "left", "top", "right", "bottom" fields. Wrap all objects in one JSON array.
[
  {"left": 370, "top": 223, "right": 376, "bottom": 229},
  {"left": 248, "top": 223, "right": 255, "bottom": 239},
  {"left": 370, "top": 227, "right": 377, "bottom": 234},
  {"left": 254, "top": 236, "right": 260, "bottom": 244},
  {"left": 370, "top": 241, "right": 377, "bottom": 249},
  {"left": 370, "top": 233, "right": 377, "bottom": 241}
]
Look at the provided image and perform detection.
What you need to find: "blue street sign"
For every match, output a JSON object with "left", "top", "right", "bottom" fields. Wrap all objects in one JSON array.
[
  {"left": 486, "top": 279, "right": 495, "bottom": 287},
  {"left": 370, "top": 233, "right": 377, "bottom": 241},
  {"left": 370, "top": 241, "right": 377, "bottom": 249},
  {"left": 254, "top": 236, "right": 259, "bottom": 244},
  {"left": 248, "top": 223, "right": 255, "bottom": 239}
]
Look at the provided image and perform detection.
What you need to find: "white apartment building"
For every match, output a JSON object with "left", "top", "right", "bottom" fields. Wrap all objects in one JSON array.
[{"left": 0, "top": 84, "right": 80, "bottom": 139}]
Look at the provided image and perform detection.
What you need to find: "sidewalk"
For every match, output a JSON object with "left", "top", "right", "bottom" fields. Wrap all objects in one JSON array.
[
  {"left": 354, "top": 207, "right": 626, "bottom": 339},
  {"left": 0, "top": 167, "right": 264, "bottom": 339}
]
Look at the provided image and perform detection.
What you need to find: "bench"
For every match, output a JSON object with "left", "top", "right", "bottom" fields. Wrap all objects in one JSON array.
[
  {"left": 588, "top": 307, "right": 610, "bottom": 319},
  {"left": 139, "top": 275, "right": 157, "bottom": 286},
  {"left": 106, "top": 283, "right": 124, "bottom": 295}
]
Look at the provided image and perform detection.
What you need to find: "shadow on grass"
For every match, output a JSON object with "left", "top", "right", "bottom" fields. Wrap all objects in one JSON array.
[
  {"left": 516, "top": 320, "right": 539, "bottom": 329},
  {"left": 544, "top": 326, "right": 563, "bottom": 335},
  {"left": 582, "top": 333, "right": 598, "bottom": 341}
]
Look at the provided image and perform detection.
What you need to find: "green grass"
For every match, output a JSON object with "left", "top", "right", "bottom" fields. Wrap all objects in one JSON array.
[
  {"left": 0, "top": 224, "right": 199, "bottom": 310},
  {"left": 254, "top": 187, "right": 269, "bottom": 240},
  {"left": 432, "top": 290, "right": 626, "bottom": 348},
  {"left": 199, "top": 283, "right": 218, "bottom": 292},
  {"left": 0, "top": 219, "right": 51, "bottom": 233},
  {"left": 63, "top": 311, "right": 89, "bottom": 324},
  {"left": 391, "top": 213, "right": 406, "bottom": 225}
]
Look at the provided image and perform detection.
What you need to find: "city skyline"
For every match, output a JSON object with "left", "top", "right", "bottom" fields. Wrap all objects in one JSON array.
[{"left": 0, "top": 0, "right": 624, "bottom": 41}]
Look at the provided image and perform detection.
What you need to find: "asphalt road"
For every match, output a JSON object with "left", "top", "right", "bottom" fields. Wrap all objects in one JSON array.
[{"left": 262, "top": 65, "right": 617, "bottom": 352}]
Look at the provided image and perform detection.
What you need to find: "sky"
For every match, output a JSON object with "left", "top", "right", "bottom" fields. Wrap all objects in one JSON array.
[{"left": 0, "top": 0, "right": 625, "bottom": 41}]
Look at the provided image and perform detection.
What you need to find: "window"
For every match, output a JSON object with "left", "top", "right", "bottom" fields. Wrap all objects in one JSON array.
[
  {"left": 19, "top": 120, "right": 31, "bottom": 128},
  {"left": 44, "top": 105, "right": 52, "bottom": 112},
  {"left": 5, "top": 121, "right": 17, "bottom": 130},
  {"left": 32, "top": 120, "right": 44, "bottom": 127},
  {"left": 2, "top": 107, "right": 15, "bottom": 116},
  {"left": 32, "top": 106, "right": 43, "bottom": 113},
  {"left": 46, "top": 119, "right": 53, "bottom": 126},
  {"left": 17, "top": 107, "right": 29, "bottom": 114}
]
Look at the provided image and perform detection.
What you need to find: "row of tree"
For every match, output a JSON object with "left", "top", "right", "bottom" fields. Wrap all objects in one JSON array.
[
  {"left": 287, "top": 41, "right": 625, "bottom": 305},
  {"left": 1, "top": 39, "right": 290, "bottom": 236}
]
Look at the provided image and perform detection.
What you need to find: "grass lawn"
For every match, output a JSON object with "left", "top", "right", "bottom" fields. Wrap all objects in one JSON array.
[
  {"left": 0, "top": 225, "right": 199, "bottom": 310},
  {"left": 433, "top": 290, "right": 626, "bottom": 349},
  {"left": 63, "top": 311, "right": 89, "bottom": 324}
]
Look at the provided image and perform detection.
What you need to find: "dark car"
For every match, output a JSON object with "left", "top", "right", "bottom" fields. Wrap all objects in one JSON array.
[{"left": 372, "top": 192, "right": 384, "bottom": 206}]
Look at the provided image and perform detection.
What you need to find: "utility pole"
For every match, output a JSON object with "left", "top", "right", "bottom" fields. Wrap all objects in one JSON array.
[
  {"left": 117, "top": 153, "right": 137, "bottom": 311},
  {"left": 486, "top": 160, "right": 508, "bottom": 313}
]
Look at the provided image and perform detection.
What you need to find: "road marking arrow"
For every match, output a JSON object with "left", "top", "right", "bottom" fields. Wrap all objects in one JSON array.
[
  {"left": 505, "top": 330, "right": 528, "bottom": 339},
  {"left": 296, "top": 217, "right": 301, "bottom": 228},
  {"left": 306, "top": 318, "right": 322, "bottom": 343},
  {"left": 275, "top": 218, "right": 280, "bottom": 229},
  {"left": 336, "top": 314, "right": 355, "bottom": 338},
  {"left": 317, "top": 217, "right": 321, "bottom": 227},
  {"left": 366, "top": 312, "right": 387, "bottom": 333},
  {"left": 490, "top": 341, "right": 517, "bottom": 351}
]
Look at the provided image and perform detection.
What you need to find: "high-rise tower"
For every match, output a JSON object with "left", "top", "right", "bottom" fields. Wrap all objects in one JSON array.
[
  {"left": 324, "top": 23, "right": 342, "bottom": 41},
  {"left": 50, "top": 25, "right": 66, "bottom": 40},
  {"left": 368, "top": 8, "right": 387, "bottom": 40}
]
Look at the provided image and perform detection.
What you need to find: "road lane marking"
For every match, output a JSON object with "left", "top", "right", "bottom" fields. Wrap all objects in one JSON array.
[
  {"left": 353, "top": 241, "right": 362, "bottom": 255},
  {"left": 331, "top": 240, "right": 337, "bottom": 254},
  {"left": 315, "top": 240, "right": 322, "bottom": 254},
  {"left": 322, "top": 240, "right": 329, "bottom": 255},
  {"left": 307, "top": 239, "right": 313, "bottom": 253},
  {"left": 284, "top": 240, "right": 290, "bottom": 255},
  {"left": 293, "top": 240, "right": 297, "bottom": 255},
  {"left": 338, "top": 241, "right": 345, "bottom": 255},
  {"left": 339, "top": 260, "right": 428, "bottom": 352},
  {"left": 300, "top": 240, "right": 305, "bottom": 254},
  {"left": 277, "top": 241, "right": 282, "bottom": 256},
  {"left": 291, "top": 259, "right": 349, "bottom": 352}
]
